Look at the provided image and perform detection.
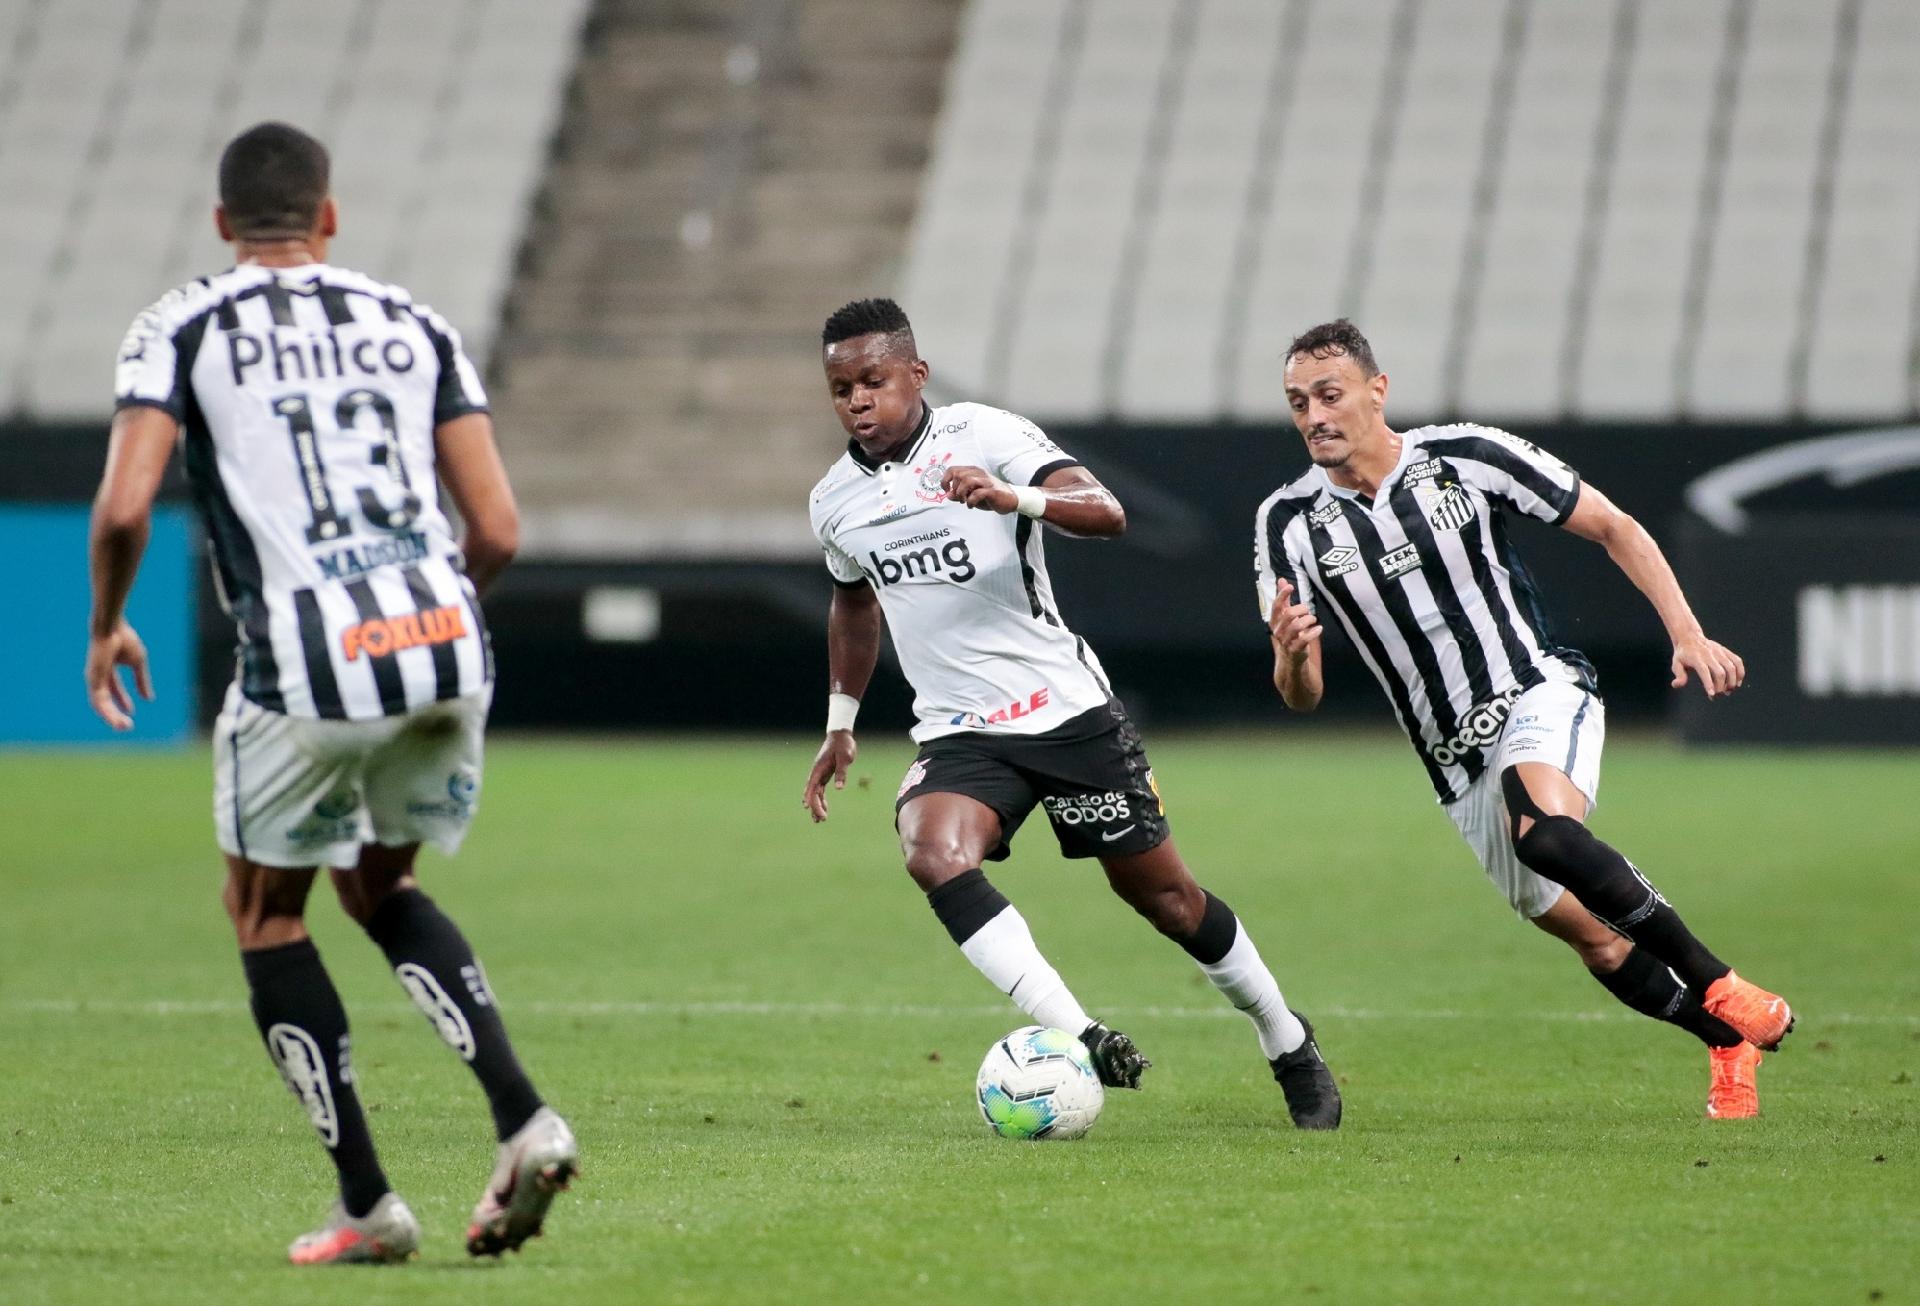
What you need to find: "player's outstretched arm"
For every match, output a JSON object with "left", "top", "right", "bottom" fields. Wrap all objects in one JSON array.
[
  {"left": 434, "top": 413, "right": 520, "bottom": 593},
  {"left": 941, "top": 464, "right": 1125, "bottom": 538},
  {"left": 1561, "top": 482, "right": 1745, "bottom": 699},
  {"left": 1267, "top": 579, "right": 1324, "bottom": 712},
  {"left": 804, "top": 582, "right": 883, "bottom": 822},
  {"left": 86, "top": 405, "right": 178, "bottom": 729}
]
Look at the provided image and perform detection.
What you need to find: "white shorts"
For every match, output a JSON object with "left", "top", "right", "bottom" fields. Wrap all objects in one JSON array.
[
  {"left": 1443, "top": 679, "right": 1605, "bottom": 919},
  {"left": 212, "top": 680, "right": 490, "bottom": 870}
]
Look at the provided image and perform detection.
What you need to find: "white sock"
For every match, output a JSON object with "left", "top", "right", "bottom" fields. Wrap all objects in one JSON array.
[
  {"left": 1200, "top": 922, "right": 1305, "bottom": 1058},
  {"left": 959, "top": 906, "right": 1092, "bottom": 1035}
]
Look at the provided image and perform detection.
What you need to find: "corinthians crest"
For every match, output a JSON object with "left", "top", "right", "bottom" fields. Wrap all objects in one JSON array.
[{"left": 912, "top": 450, "right": 954, "bottom": 503}]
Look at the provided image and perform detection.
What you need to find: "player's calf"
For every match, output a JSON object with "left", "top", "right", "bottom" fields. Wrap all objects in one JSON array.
[
  {"left": 926, "top": 868, "right": 1097, "bottom": 1036},
  {"left": 359, "top": 885, "right": 547, "bottom": 1140},
  {"left": 1503, "top": 768, "right": 1730, "bottom": 991},
  {"left": 1586, "top": 943, "right": 1743, "bottom": 1049},
  {"left": 1174, "top": 889, "right": 1319, "bottom": 1073},
  {"left": 243, "top": 938, "right": 393, "bottom": 1221}
]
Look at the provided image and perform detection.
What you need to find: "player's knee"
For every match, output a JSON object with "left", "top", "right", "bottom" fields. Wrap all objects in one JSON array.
[
  {"left": 222, "top": 867, "right": 309, "bottom": 949},
  {"left": 902, "top": 837, "right": 976, "bottom": 893},
  {"left": 1511, "top": 813, "right": 1593, "bottom": 881}
]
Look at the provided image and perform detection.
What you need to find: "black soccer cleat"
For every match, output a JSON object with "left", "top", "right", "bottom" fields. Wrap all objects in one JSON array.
[
  {"left": 1270, "top": 1010, "right": 1341, "bottom": 1130},
  {"left": 1079, "top": 1021, "right": 1151, "bottom": 1090}
]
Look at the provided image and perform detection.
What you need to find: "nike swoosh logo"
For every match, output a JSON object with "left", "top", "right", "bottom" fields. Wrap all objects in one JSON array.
[{"left": 1101, "top": 825, "right": 1135, "bottom": 842}]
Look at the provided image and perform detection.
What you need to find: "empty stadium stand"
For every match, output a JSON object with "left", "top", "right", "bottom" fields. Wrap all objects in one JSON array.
[
  {"left": 0, "top": 0, "right": 585, "bottom": 417},
  {"left": 900, "top": 0, "right": 1920, "bottom": 426},
  {"left": 3, "top": 0, "right": 1916, "bottom": 562},
  {"left": 487, "top": 0, "right": 967, "bottom": 556}
]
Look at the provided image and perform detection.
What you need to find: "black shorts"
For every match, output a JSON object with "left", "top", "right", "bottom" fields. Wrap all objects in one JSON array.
[{"left": 893, "top": 701, "right": 1170, "bottom": 861}]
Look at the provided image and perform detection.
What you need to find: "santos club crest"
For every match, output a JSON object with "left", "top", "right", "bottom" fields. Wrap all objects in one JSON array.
[{"left": 1419, "top": 482, "right": 1476, "bottom": 531}]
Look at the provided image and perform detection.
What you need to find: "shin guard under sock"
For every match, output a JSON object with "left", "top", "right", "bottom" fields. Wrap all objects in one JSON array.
[
  {"left": 1504, "top": 770, "right": 1730, "bottom": 990},
  {"left": 1180, "top": 892, "right": 1305, "bottom": 1058},
  {"left": 928, "top": 869, "right": 1092, "bottom": 1034},
  {"left": 242, "top": 940, "right": 390, "bottom": 1217},
  {"left": 364, "top": 888, "right": 544, "bottom": 1141}
]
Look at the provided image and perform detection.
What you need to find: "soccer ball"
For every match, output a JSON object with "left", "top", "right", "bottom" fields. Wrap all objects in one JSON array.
[{"left": 975, "top": 1025, "right": 1105, "bottom": 1140}]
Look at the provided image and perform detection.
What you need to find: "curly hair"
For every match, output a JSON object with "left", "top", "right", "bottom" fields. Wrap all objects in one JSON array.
[
  {"left": 821, "top": 297, "right": 917, "bottom": 353},
  {"left": 1285, "top": 319, "right": 1378, "bottom": 377}
]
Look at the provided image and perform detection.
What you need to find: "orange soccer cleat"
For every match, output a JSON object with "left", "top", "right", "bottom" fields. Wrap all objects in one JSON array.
[
  {"left": 1706, "top": 1042, "right": 1762, "bottom": 1120},
  {"left": 1702, "top": 971, "right": 1795, "bottom": 1051}
]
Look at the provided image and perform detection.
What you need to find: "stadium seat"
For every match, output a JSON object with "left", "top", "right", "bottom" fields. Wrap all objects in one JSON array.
[
  {"left": 1688, "top": 2, "right": 1837, "bottom": 417},
  {"left": 0, "top": 0, "right": 587, "bottom": 418},
  {"left": 1573, "top": 0, "right": 1731, "bottom": 419}
]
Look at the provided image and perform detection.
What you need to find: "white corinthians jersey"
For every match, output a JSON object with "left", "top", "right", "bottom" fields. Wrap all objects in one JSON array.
[
  {"left": 809, "top": 402, "right": 1114, "bottom": 742},
  {"left": 116, "top": 263, "right": 493, "bottom": 721},
  {"left": 1255, "top": 424, "right": 1596, "bottom": 803}
]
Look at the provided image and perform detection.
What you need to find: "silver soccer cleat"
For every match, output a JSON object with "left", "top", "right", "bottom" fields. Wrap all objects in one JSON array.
[
  {"left": 466, "top": 1107, "right": 578, "bottom": 1256},
  {"left": 288, "top": 1191, "right": 420, "bottom": 1265}
]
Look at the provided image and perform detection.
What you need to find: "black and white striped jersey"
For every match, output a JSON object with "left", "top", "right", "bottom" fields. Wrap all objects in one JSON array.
[
  {"left": 1254, "top": 424, "right": 1596, "bottom": 803},
  {"left": 114, "top": 262, "right": 494, "bottom": 720}
]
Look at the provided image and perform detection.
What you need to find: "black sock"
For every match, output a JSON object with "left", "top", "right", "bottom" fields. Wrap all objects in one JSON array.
[
  {"left": 1177, "top": 890, "right": 1239, "bottom": 965},
  {"left": 242, "top": 940, "right": 390, "bottom": 1218},
  {"left": 1590, "top": 945, "right": 1742, "bottom": 1048},
  {"left": 926, "top": 868, "right": 1010, "bottom": 946},
  {"left": 364, "top": 888, "right": 544, "bottom": 1140},
  {"left": 1502, "top": 769, "right": 1730, "bottom": 989}
]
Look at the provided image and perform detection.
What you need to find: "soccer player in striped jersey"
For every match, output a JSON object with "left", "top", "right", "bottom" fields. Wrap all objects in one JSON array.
[
  {"left": 802, "top": 299, "right": 1340, "bottom": 1129},
  {"left": 86, "top": 123, "right": 575, "bottom": 1262},
  {"left": 1255, "top": 319, "right": 1792, "bottom": 1120}
]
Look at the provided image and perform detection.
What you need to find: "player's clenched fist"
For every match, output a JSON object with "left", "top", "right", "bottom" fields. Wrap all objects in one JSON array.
[
  {"left": 1268, "top": 580, "right": 1321, "bottom": 663},
  {"left": 941, "top": 464, "right": 1016, "bottom": 513}
]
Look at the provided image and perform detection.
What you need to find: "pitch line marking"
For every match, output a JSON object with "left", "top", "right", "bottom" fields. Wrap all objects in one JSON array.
[{"left": 2, "top": 998, "right": 1914, "bottom": 1026}]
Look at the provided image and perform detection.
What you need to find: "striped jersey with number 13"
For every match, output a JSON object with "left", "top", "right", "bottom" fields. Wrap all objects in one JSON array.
[{"left": 115, "top": 262, "right": 493, "bottom": 720}]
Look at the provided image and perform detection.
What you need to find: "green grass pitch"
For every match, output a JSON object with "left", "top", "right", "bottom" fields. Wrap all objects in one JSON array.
[{"left": 1, "top": 732, "right": 1915, "bottom": 1304}]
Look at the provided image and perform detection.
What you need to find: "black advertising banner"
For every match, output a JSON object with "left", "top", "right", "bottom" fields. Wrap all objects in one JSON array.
[
  {"left": 8, "top": 418, "right": 1917, "bottom": 733},
  {"left": 1677, "top": 516, "right": 1920, "bottom": 744}
]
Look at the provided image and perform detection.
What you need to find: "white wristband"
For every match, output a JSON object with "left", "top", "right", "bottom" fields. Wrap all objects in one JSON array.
[
  {"left": 826, "top": 693, "right": 860, "bottom": 733},
  {"left": 1013, "top": 485, "right": 1047, "bottom": 519}
]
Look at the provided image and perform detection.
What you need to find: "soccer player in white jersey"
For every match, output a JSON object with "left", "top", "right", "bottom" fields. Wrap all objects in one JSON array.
[
  {"left": 800, "top": 299, "right": 1340, "bottom": 1128},
  {"left": 1255, "top": 319, "right": 1793, "bottom": 1120},
  {"left": 85, "top": 123, "right": 575, "bottom": 1262}
]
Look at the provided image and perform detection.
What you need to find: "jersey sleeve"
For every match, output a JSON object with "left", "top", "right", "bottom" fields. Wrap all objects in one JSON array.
[
  {"left": 412, "top": 306, "right": 490, "bottom": 424},
  {"left": 972, "top": 406, "right": 1080, "bottom": 487},
  {"left": 1438, "top": 427, "right": 1581, "bottom": 524},
  {"left": 819, "top": 534, "right": 866, "bottom": 587},
  {"left": 113, "top": 297, "right": 188, "bottom": 418},
  {"left": 809, "top": 500, "right": 867, "bottom": 588},
  {"left": 1253, "top": 494, "right": 1315, "bottom": 620}
]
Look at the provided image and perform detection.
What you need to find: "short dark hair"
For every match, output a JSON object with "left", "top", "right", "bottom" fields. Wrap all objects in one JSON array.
[
  {"left": 218, "top": 122, "right": 330, "bottom": 240},
  {"left": 821, "top": 297, "right": 916, "bottom": 353},
  {"left": 1285, "top": 318, "right": 1379, "bottom": 377}
]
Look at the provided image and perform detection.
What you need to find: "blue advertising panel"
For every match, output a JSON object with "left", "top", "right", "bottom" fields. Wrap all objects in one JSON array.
[{"left": 0, "top": 505, "right": 196, "bottom": 744}]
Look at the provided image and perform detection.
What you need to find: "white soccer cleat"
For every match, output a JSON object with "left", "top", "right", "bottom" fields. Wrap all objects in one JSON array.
[
  {"left": 466, "top": 1107, "right": 578, "bottom": 1257},
  {"left": 288, "top": 1192, "right": 420, "bottom": 1265}
]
